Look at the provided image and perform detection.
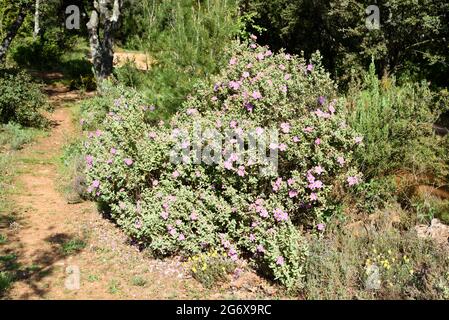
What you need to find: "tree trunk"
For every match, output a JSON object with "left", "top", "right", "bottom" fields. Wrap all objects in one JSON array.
[
  {"left": 0, "top": 4, "right": 30, "bottom": 62},
  {"left": 33, "top": 0, "right": 41, "bottom": 39},
  {"left": 87, "top": 0, "right": 122, "bottom": 85}
]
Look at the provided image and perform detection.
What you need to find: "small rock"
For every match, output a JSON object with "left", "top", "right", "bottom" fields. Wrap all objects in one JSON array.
[
  {"left": 415, "top": 218, "right": 449, "bottom": 245},
  {"left": 365, "top": 264, "right": 381, "bottom": 290}
]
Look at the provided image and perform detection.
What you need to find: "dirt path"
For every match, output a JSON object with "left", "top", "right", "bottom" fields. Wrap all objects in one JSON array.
[{"left": 1, "top": 84, "right": 277, "bottom": 300}]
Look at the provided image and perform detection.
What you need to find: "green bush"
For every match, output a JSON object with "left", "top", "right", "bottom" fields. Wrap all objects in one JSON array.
[
  {"left": 0, "top": 69, "right": 50, "bottom": 127},
  {"left": 82, "top": 41, "right": 364, "bottom": 288},
  {"left": 346, "top": 61, "right": 448, "bottom": 180}
]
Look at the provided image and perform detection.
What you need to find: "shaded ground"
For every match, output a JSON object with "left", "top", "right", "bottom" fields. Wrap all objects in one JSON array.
[{"left": 0, "top": 81, "right": 279, "bottom": 300}]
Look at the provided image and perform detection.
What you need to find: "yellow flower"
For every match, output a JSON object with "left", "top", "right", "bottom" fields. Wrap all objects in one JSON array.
[
  {"left": 192, "top": 267, "right": 197, "bottom": 273},
  {"left": 202, "top": 264, "right": 207, "bottom": 271},
  {"left": 388, "top": 249, "right": 392, "bottom": 255},
  {"left": 409, "top": 269, "right": 414, "bottom": 275}
]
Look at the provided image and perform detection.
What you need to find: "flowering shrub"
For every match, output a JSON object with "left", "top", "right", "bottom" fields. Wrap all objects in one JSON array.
[{"left": 83, "top": 39, "right": 363, "bottom": 288}]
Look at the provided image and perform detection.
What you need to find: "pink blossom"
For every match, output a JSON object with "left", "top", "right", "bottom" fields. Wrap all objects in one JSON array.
[
  {"left": 152, "top": 180, "right": 159, "bottom": 186},
  {"left": 230, "top": 120, "right": 238, "bottom": 128},
  {"left": 289, "top": 190, "right": 298, "bottom": 198},
  {"left": 269, "top": 143, "right": 278, "bottom": 150},
  {"left": 317, "top": 223, "right": 326, "bottom": 231},
  {"left": 148, "top": 132, "right": 157, "bottom": 139},
  {"left": 224, "top": 161, "right": 233, "bottom": 170},
  {"left": 276, "top": 256, "right": 285, "bottom": 266},
  {"left": 280, "top": 85, "right": 288, "bottom": 93},
  {"left": 190, "top": 211, "right": 198, "bottom": 221},
  {"left": 310, "top": 193, "right": 318, "bottom": 201},
  {"left": 259, "top": 208, "right": 269, "bottom": 218},
  {"left": 186, "top": 108, "right": 198, "bottom": 115},
  {"left": 287, "top": 178, "right": 295, "bottom": 186},
  {"left": 314, "top": 166, "right": 324, "bottom": 175},
  {"left": 110, "top": 148, "right": 117, "bottom": 155},
  {"left": 280, "top": 122, "right": 290, "bottom": 133},
  {"left": 92, "top": 180, "right": 100, "bottom": 188},
  {"left": 250, "top": 34, "right": 257, "bottom": 40},
  {"left": 172, "top": 171, "right": 180, "bottom": 178},
  {"left": 293, "top": 136, "right": 300, "bottom": 143},
  {"left": 85, "top": 155, "right": 94, "bottom": 166},
  {"left": 318, "top": 96, "right": 326, "bottom": 105},
  {"left": 337, "top": 156, "right": 345, "bottom": 166},
  {"left": 315, "top": 138, "right": 321, "bottom": 145},
  {"left": 106, "top": 159, "right": 113, "bottom": 164},
  {"left": 264, "top": 50, "right": 273, "bottom": 57},
  {"left": 256, "top": 245, "right": 265, "bottom": 253},
  {"left": 229, "top": 81, "right": 240, "bottom": 90},
  {"left": 249, "top": 234, "right": 256, "bottom": 242},
  {"left": 329, "top": 105, "right": 336, "bottom": 113},
  {"left": 355, "top": 136, "right": 363, "bottom": 144},
  {"left": 307, "top": 64, "right": 314, "bottom": 72},
  {"left": 178, "top": 234, "right": 185, "bottom": 241},
  {"left": 124, "top": 158, "right": 133, "bottom": 166},
  {"left": 229, "top": 57, "right": 237, "bottom": 65},
  {"left": 160, "top": 211, "right": 169, "bottom": 220},
  {"left": 304, "top": 126, "right": 314, "bottom": 133},
  {"left": 256, "top": 53, "right": 265, "bottom": 61},
  {"left": 255, "top": 127, "right": 264, "bottom": 135},
  {"left": 250, "top": 43, "right": 257, "bottom": 49},
  {"left": 278, "top": 143, "right": 287, "bottom": 151},
  {"left": 252, "top": 91, "right": 262, "bottom": 100},
  {"left": 211, "top": 96, "right": 218, "bottom": 102},
  {"left": 347, "top": 176, "right": 360, "bottom": 186},
  {"left": 237, "top": 166, "right": 246, "bottom": 177},
  {"left": 246, "top": 63, "right": 253, "bottom": 69},
  {"left": 273, "top": 208, "right": 288, "bottom": 222},
  {"left": 279, "top": 64, "right": 286, "bottom": 70},
  {"left": 284, "top": 74, "right": 291, "bottom": 80},
  {"left": 242, "top": 71, "right": 250, "bottom": 78}
]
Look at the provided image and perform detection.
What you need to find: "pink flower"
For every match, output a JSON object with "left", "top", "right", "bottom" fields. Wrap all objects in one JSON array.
[
  {"left": 148, "top": 132, "right": 157, "bottom": 139},
  {"left": 190, "top": 211, "right": 198, "bottom": 221},
  {"left": 186, "top": 108, "right": 198, "bottom": 115},
  {"left": 124, "top": 158, "right": 133, "bottom": 166},
  {"left": 315, "top": 138, "right": 321, "bottom": 145},
  {"left": 172, "top": 170, "right": 180, "bottom": 178},
  {"left": 85, "top": 155, "right": 94, "bottom": 166},
  {"left": 249, "top": 234, "right": 256, "bottom": 242},
  {"left": 230, "top": 120, "right": 238, "bottom": 128},
  {"left": 287, "top": 178, "right": 295, "bottom": 186},
  {"left": 310, "top": 193, "right": 318, "bottom": 201},
  {"left": 229, "top": 57, "right": 237, "bottom": 65},
  {"left": 269, "top": 143, "right": 278, "bottom": 150},
  {"left": 276, "top": 256, "right": 285, "bottom": 266},
  {"left": 259, "top": 208, "right": 269, "bottom": 218},
  {"left": 289, "top": 190, "right": 298, "bottom": 198},
  {"left": 106, "top": 159, "right": 113, "bottom": 164},
  {"left": 355, "top": 136, "right": 363, "bottom": 144},
  {"left": 242, "top": 71, "right": 250, "bottom": 78},
  {"left": 314, "top": 166, "right": 324, "bottom": 175},
  {"left": 211, "top": 96, "right": 218, "bottom": 102},
  {"left": 280, "top": 85, "right": 288, "bottom": 93},
  {"left": 256, "top": 53, "right": 265, "bottom": 61},
  {"left": 279, "top": 64, "right": 286, "bottom": 70},
  {"left": 237, "top": 166, "right": 246, "bottom": 177},
  {"left": 250, "top": 43, "right": 257, "bottom": 49},
  {"left": 255, "top": 127, "right": 264, "bottom": 135},
  {"left": 160, "top": 211, "right": 169, "bottom": 220},
  {"left": 293, "top": 136, "right": 300, "bottom": 143},
  {"left": 256, "top": 245, "right": 265, "bottom": 253},
  {"left": 250, "top": 34, "right": 257, "bottom": 40},
  {"left": 252, "top": 91, "right": 262, "bottom": 100},
  {"left": 328, "top": 105, "right": 336, "bottom": 113},
  {"left": 229, "top": 81, "right": 240, "bottom": 90},
  {"left": 224, "top": 161, "right": 233, "bottom": 170},
  {"left": 264, "top": 50, "right": 273, "bottom": 57},
  {"left": 318, "top": 96, "right": 326, "bottom": 105},
  {"left": 152, "top": 180, "right": 159, "bottom": 187},
  {"left": 246, "top": 63, "right": 253, "bottom": 69},
  {"left": 178, "top": 233, "right": 185, "bottom": 241},
  {"left": 110, "top": 148, "right": 117, "bottom": 155},
  {"left": 92, "top": 180, "right": 100, "bottom": 188},
  {"left": 347, "top": 176, "right": 360, "bottom": 186},
  {"left": 337, "top": 156, "right": 345, "bottom": 166},
  {"left": 304, "top": 126, "right": 314, "bottom": 133},
  {"left": 278, "top": 143, "right": 287, "bottom": 151},
  {"left": 273, "top": 208, "right": 288, "bottom": 222},
  {"left": 280, "top": 122, "right": 290, "bottom": 133},
  {"left": 317, "top": 223, "right": 326, "bottom": 231},
  {"left": 307, "top": 64, "right": 314, "bottom": 72},
  {"left": 284, "top": 74, "right": 291, "bottom": 80}
]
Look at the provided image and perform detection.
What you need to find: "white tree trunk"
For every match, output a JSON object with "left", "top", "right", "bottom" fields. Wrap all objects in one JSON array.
[
  {"left": 0, "top": 4, "right": 30, "bottom": 62},
  {"left": 87, "top": 0, "right": 122, "bottom": 85},
  {"left": 33, "top": 0, "right": 40, "bottom": 39}
]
